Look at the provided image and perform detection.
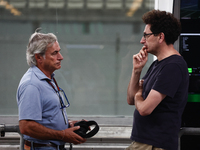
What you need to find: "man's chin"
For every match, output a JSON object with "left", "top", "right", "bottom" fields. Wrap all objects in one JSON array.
[{"left": 55, "top": 65, "right": 61, "bottom": 70}]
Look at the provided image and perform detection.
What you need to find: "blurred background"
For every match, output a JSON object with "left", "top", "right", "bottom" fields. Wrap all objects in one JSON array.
[{"left": 0, "top": 0, "right": 154, "bottom": 117}]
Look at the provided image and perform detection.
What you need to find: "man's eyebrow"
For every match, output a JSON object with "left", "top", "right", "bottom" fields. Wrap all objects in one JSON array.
[{"left": 54, "top": 49, "right": 61, "bottom": 52}]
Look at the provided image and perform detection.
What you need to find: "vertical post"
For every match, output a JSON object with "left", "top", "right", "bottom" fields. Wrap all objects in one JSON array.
[
  {"left": 178, "top": 129, "right": 183, "bottom": 150},
  {"left": 114, "top": 33, "right": 120, "bottom": 115},
  {"left": 20, "top": 133, "right": 24, "bottom": 150},
  {"left": 154, "top": 0, "right": 174, "bottom": 12}
]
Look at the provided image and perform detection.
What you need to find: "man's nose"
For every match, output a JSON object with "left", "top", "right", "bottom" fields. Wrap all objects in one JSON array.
[
  {"left": 58, "top": 52, "right": 64, "bottom": 60},
  {"left": 140, "top": 36, "right": 145, "bottom": 44}
]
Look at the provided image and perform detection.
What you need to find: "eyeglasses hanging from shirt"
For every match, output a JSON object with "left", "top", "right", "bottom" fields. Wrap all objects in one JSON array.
[{"left": 46, "top": 78, "right": 70, "bottom": 125}]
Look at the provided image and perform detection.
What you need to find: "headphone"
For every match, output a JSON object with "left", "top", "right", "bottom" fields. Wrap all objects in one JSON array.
[{"left": 74, "top": 120, "right": 99, "bottom": 138}]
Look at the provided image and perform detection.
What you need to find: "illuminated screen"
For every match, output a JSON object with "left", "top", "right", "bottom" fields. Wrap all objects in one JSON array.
[
  {"left": 179, "top": 0, "right": 200, "bottom": 94},
  {"left": 180, "top": 34, "right": 200, "bottom": 68},
  {"left": 180, "top": 34, "right": 200, "bottom": 93},
  {"left": 180, "top": 0, "right": 200, "bottom": 33}
]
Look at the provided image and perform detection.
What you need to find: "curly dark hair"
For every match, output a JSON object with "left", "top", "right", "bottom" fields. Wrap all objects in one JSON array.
[{"left": 142, "top": 9, "right": 181, "bottom": 45}]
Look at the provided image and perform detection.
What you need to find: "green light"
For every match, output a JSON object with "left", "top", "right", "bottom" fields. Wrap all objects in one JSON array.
[
  {"left": 188, "top": 94, "right": 200, "bottom": 102},
  {"left": 188, "top": 68, "right": 192, "bottom": 73}
]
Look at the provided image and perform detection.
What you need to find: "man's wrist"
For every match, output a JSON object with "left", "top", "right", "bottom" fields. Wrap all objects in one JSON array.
[
  {"left": 60, "top": 130, "right": 65, "bottom": 140},
  {"left": 133, "top": 68, "right": 142, "bottom": 75}
]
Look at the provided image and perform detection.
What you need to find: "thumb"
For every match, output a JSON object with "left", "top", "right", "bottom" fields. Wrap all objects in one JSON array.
[
  {"left": 139, "top": 79, "right": 144, "bottom": 88},
  {"left": 71, "top": 126, "right": 80, "bottom": 131}
]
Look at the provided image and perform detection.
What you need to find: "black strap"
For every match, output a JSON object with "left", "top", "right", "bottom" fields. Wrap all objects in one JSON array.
[
  {"left": 74, "top": 120, "right": 99, "bottom": 138},
  {"left": 46, "top": 78, "right": 60, "bottom": 92},
  {"left": 85, "top": 121, "right": 99, "bottom": 138},
  {"left": 45, "top": 78, "right": 68, "bottom": 124},
  {"left": 45, "top": 78, "right": 65, "bottom": 108}
]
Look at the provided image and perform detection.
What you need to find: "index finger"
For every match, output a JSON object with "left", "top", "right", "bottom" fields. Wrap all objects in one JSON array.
[
  {"left": 139, "top": 79, "right": 144, "bottom": 87},
  {"left": 140, "top": 46, "right": 147, "bottom": 58}
]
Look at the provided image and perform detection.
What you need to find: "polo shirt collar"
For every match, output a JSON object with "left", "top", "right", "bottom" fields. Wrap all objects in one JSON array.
[{"left": 31, "top": 66, "right": 55, "bottom": 81}]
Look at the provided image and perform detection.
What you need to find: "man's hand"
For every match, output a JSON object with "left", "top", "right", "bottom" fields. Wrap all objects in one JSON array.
[
  {"left": 127, "top": 46, "right": 148, "bottom": 105},
  {"left": 135, "top": 79, "right": 145, "bottom": 115},
  {"left": 135, "top": 79, "right": 144, "bottom": 99},
  {"left": 62, "top": 126, "right": 87, "bottom": 144},
  {"left": 68, "top": 119, "right": 87, "bottom": 128},
  {"left": 19, "top": 120, "right": 86, "bottom": 145},
  {"left": 68, "top": 120, "right": 78, "bottom": 127},
  {"left": 133, "top": 46, "right": 148, "bottom": 72}
]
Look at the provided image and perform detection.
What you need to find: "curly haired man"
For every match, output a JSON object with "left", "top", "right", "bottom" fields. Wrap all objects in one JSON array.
[{"left": 126, "top": 10, "right": 189, "bottom": 150}]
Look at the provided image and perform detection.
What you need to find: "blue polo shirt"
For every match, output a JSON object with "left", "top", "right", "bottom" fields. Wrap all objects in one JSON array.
[{"left": 17, "top": 66, "right": 68, "bottom": 145}]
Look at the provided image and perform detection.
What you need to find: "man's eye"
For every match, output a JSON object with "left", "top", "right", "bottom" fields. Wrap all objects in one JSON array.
[{"left": 52, "top": 51, "right": 58, "bottom": 55}]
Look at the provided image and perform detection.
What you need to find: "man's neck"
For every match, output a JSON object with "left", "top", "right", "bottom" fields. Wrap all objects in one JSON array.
[
  {"left": 36, "top": 65, "right": 53, "bottom": 79},
  {"left": 156, "top": 44, "right": 180, "bottom": 61}
]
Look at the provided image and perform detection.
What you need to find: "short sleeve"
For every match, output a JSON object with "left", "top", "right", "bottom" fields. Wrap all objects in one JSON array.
[
  {"left": 153, "top": 64, "right": 182, "bottom": 98},
  {"left": 18, "top": 84, "right": 42, "bottom": 121}
]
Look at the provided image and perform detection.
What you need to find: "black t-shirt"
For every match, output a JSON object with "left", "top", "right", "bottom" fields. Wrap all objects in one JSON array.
[{"left": 131, "top": 55, "right": 189, "bottom": 150}]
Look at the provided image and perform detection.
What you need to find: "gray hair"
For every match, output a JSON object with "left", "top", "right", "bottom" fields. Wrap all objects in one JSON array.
[{"left": 26, "top": 31, "right": 57, "bottom": 67}]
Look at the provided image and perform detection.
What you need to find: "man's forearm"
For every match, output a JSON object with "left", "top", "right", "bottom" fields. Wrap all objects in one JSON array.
[
  {"left": 134, "top": 91, "right": 144, "bottom": 112},
  {"left": 127, "top": 69, "right": 141, "bottom": 105},
  {"left": 19, "top": 120, "right": 63, "bottom": 141}
]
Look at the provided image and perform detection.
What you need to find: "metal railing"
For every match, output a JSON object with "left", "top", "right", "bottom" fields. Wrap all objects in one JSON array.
[
  {"left": 0, "top": 124, "right": 24, "bottom": 150},
  {"left": 1, "top": 124, "right": 200, "bottom": 150},
  {"left": 178, "top": 127, "right": 200, "bottom": 150}
]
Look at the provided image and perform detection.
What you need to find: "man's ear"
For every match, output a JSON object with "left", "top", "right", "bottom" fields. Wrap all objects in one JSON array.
[
  {"left": 159, "top": 32, "right": 165, "bottom": 43},
  {"left": 35, "top": 53, "right": 43, "bottom": 64}
]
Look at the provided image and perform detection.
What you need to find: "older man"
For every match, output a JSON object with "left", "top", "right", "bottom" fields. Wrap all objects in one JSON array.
[{"left": 17, "top": 31, "right": 86, "bottom": 150}]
